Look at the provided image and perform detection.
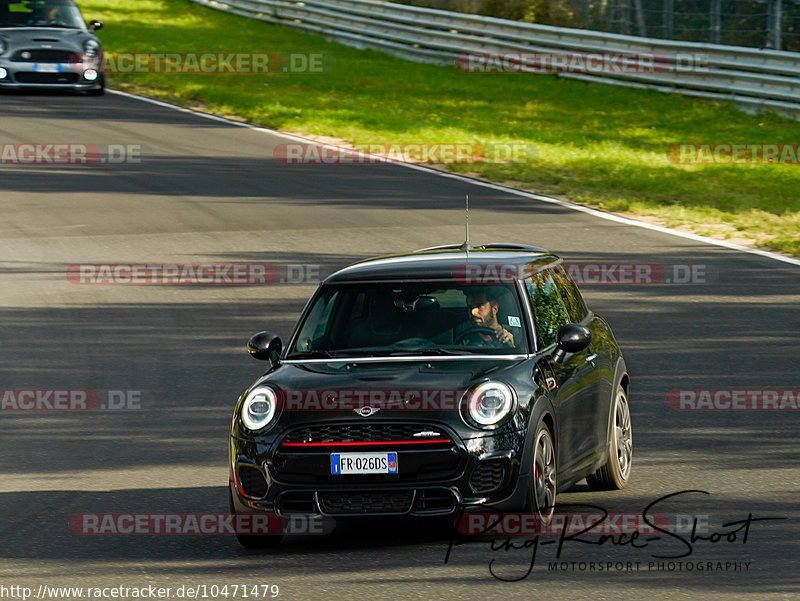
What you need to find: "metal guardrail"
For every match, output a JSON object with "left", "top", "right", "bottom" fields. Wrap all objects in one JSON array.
[{"left": 192, "top": 0, "right": 800, "bottom": 119}]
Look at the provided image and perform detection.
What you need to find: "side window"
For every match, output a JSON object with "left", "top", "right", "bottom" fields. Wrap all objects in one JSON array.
[
  {"left": 524, "top": 270, "right": 571, "bottom": 348},
  {"left": 552, "top": 265, "right": 588, "bottom": 323}
]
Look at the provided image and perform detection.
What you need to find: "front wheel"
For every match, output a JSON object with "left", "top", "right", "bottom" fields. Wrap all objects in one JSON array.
[
  {"left": 86, "top": 75, "right": 105, "bottom": 96},
  {"left": 587, "top": 385, "right": 632, "bottom": 490},
  {"left": 526, "top": 422, "right": 557, "bottom": 523},
  {"left": 228, "top": 485, "right": 283, "bottom": 549}
]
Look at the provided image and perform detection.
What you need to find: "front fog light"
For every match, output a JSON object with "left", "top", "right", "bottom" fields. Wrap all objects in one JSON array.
[
  {"left": 241, "top": 387, "right": 277, "bottom": 431},
  {"left": 463, "top": 381, "right": 515, "bottom": 428},
  {"left": 0, "top": 68, "right": 7, "bottom": 79},
  {"left": 84, "top": 69, "right": 98, "bottom": 81}
]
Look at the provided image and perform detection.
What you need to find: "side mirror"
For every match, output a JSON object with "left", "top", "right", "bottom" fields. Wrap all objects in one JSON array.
[
  {"left": 551, "top": 324, "right": 591, "bottom": 364},
  {"left": 247, "top": 331, "right": 282, "bottom": 366},
  {"left": 88, "top": 20, "right": 103, "bottom": 32}
]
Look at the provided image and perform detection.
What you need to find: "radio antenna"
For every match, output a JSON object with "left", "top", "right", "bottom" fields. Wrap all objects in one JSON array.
[{"left": 459, "top": 194, "right": 471, "bottom": 253}]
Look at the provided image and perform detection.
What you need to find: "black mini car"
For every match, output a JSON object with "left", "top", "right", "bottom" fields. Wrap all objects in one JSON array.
[{"left": 228, "top": 244, "right": 631, "bottom": 547}]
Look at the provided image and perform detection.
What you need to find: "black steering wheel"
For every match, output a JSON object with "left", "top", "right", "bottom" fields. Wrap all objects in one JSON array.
[
  {"left": 454, "top": 326, "right": 501, "bottom": 346},
  {"left": 392, "top": 337, "right": 435, "bottom": 350}
]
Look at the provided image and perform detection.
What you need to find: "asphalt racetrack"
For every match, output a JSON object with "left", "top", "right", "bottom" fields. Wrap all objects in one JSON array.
[{"left": 1, "top": 91, "right": 798, "bottom": 601}]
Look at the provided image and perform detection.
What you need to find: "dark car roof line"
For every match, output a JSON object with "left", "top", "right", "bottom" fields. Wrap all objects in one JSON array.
[
  {"left": 325, "top": 246, "right": 561, "bottom": 283},
  {"left": 414, "top": 243, "right": 549, "bottom": 253}
]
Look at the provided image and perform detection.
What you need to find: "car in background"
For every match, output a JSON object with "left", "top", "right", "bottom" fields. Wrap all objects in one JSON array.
[
  {"left": 228, "top": 243, "right": 632, "bottom": 547},
  {"left": 0, "top": 0, "right": 104, "bottom": 94}
]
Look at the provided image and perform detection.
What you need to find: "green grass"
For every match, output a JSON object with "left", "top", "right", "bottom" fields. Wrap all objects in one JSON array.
[{"left": 82, "top": 0, "right": 800, "bottom": 256}]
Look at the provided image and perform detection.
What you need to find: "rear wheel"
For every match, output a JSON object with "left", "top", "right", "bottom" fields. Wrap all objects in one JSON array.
[
  {"left": 228, "top": 485, "right": 283, "bottom": 549},
  {"left": 526, "top": 422, "right": 557, "bottom": 523},
  {"left": 587, "top": 385, "right": 632, "bottom": 490}
]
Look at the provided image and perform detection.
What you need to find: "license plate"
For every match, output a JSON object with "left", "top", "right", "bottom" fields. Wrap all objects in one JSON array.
[
  {"left": 33, "top": 64, "right": 60, "bottom": 73},
  {"left": 331, "top": 452, "right": 398, "bottom": 475}
]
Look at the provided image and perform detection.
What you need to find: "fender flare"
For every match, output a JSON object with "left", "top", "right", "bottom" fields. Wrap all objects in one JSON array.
[
  {"left": 517, "top": 392, "right": 558, "bottom": 489},
  {"left": 601, "top": 357, "right": 629, "bottom": 449}
]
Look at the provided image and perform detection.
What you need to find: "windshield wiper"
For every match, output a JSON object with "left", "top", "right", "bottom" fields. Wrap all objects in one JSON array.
[
  {"left": 286, "top": 350, "right": 347, "bottom": 360},
  {"left": 387, "top": 348, "right": 473, "bottom": 356}
]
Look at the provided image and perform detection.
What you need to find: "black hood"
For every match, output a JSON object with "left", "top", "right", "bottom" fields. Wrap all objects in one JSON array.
[{"left": 237, "top": 357, "right": 536, "bottom": 437}]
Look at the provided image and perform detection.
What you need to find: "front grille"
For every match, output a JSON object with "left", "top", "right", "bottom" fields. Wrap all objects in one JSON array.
[
  {"left": 469, "top": 460, "right": 505, "bottom": 493},
  {"left": 282, "top": 422, "right": 452, "bottom": 445},
  {"left": 318, "top": 490, "right": 414, "bottom": 515},
  {"left": 238, "top": 466, "right": 268, "bottom": 498},
  {"left": 12, "top": 49, "right": 77, "bottom": 62},
  {"left": 275, "top": 422, "right": 462, "bottom": 484},
  {"left": 14, "top": 72, "right": 80, "bottom": 84}
]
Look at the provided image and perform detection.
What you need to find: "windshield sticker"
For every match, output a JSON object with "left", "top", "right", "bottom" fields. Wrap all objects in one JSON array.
[{"left": 508, "top": 316, "right": 521, "bottom": 327}]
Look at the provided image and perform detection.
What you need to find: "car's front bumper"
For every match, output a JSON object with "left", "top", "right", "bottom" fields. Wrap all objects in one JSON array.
[
  {"left": 229, "top": 421, "right": 531, "bottom": 519},
  {"left": 0, "top": 60, "right": 103, "bottom": 90}
]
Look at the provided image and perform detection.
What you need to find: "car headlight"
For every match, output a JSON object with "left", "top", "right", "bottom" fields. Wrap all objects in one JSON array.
[
  {"left": 240, "top": 386, "right": 278, "bottom": 431},
  {"left": 83, "top": 39, "right": 100, "bottom": 56},
  {"left": 462, "top": 381, "right": 516, "bottom": 428}
]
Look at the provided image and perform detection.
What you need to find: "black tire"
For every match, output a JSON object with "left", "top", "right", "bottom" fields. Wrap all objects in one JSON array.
[
  {"left": 586, "top": 385, "right": 632, "bottom": 490},
  {"left": 525, "top": 421, "right": 557, "bottom": 524},
  {"left": 86, "top": 75, "right": 105, "bottom": 96},
  {"left": 228, "top": 485, "right": 283, "bottom": 549}
]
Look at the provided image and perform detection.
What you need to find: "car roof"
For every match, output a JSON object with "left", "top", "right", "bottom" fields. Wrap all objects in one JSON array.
[{"left": 325, "top": 244, "right": 562, "bottom": 283}]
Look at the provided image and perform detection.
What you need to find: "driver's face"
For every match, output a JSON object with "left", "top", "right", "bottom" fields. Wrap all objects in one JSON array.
[{"left": 466, "top": 294, "right": 497, "bottom": 328}]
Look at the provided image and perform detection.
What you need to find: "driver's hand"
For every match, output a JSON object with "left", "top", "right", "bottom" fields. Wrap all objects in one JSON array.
[{"left": 494, "top": 326, "right": 514, "bottom": 346}]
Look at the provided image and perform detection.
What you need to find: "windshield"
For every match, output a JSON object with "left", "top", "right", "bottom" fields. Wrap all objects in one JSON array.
[
  {"left": 0, "top": 0, "right": 85, "bottom": 29},
  {"left": 288, "top": 281, "right": 529, "bottom": 358}
]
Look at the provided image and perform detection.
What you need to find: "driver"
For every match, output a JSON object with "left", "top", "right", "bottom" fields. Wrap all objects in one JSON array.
[
  {"left": 454, "top": 287, "right": 515, "bottom": 347},
  {"left": 30, "top": 3, "right": 60, "bottom": 24}
]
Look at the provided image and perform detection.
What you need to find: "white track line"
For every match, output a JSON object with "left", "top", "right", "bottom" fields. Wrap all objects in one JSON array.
[{"left": 108, "top": 88, "right": 800, "bottom": 268}]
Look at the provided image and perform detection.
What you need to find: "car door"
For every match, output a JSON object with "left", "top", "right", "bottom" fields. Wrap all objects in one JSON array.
[
  {"left": 524, "top": 268, "right": 600, "bottom": 480},
  {"left": 551, "top": 265, "right": 614, "bottom": 461}
]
